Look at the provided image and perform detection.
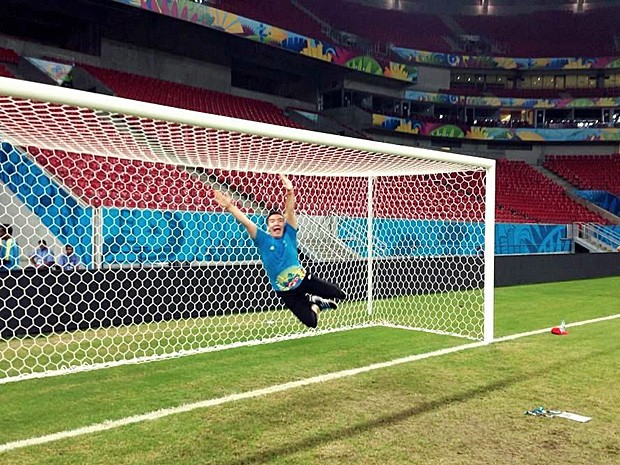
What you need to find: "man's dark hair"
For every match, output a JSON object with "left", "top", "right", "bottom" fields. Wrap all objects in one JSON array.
[
  {"left": 1, "top": 224, "right": 12, "bottom": 236},
  {"left": 38, "top": 239, "right": 47, "bottom": 246},
  {"left": 266, "top": 210, "right": 284, "bottom": 222}
]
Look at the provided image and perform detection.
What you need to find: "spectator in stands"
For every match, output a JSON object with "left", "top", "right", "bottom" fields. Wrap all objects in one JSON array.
[
  {"left": 29, "top": 239, "right": 55, "bottom": 268},
  {"left": 0, "top": 223, "right": 20, "bottom": 270},
  {"left": 214, "top": 174, "right": 346, "bottom": 329},
  {"left": 57, "top": 244, "right": 81, "bottom": 271}
]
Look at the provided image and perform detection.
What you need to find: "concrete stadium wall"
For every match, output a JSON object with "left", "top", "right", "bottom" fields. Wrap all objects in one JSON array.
[
  {"left": 0, "top": 35, "right": 314, "bottom": 111},
  {"left": 102, "top": 40, "right": 232, "bottom": 92},
  {"left": 414, "top": 65, "right": 451, "bottom": 93}
]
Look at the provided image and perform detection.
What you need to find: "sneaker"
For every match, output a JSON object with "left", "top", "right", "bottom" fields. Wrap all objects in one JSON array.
[{"left": 309, "top": 295, "right": 338, "bottom": 311}]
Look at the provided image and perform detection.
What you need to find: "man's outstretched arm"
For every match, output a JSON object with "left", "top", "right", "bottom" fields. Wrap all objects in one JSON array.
[
  {"left": 213, "top": 190, "right": 258, "bottom": 239},
  {"left": 279, "top": 174, "right": 298, "bottom": 230}
]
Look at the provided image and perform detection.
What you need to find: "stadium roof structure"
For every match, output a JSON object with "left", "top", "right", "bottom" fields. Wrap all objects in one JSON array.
[{"left": 344, "top": 0, "right": 620, "bottom": 14}]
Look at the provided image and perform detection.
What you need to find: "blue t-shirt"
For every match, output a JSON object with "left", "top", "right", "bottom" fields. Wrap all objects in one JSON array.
[
  {"left": 58, "top": 253, "right": 80, "bottom": 271},
  {"left": 253, "top": 224, "right": 305, "bottom": 291},
  {"left": 30, "top": 247, "right": 55, "bottom": 267},
  {"left": 0, "top": 238, "right": 20, "bottom": 270}
]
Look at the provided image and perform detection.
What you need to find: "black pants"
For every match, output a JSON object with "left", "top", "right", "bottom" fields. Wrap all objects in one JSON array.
[{"left": 276, "top": 273, "right": 346, "bottom": 329}]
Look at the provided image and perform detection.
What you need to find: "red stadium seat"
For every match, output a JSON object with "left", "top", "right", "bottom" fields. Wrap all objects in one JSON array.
[{"left": 80, "top": 63, "right": 302, "bottom": 128}]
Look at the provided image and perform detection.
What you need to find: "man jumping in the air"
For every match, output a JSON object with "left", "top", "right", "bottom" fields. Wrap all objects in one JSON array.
[{"left": 214, "top": 174, "right": 346, "bottom": 328}]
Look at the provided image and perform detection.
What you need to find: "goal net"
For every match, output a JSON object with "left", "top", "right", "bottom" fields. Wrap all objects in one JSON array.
[{"left": 0, "top": 77, "right": 495, "bottom": 383}]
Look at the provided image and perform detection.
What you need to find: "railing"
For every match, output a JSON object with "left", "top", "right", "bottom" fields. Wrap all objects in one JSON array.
[
  {"left": 574, "top": 222, "right": 620, "bottom": 251},
  {"left": 297, "top": 215, "right": 362, "bottom": 261}
]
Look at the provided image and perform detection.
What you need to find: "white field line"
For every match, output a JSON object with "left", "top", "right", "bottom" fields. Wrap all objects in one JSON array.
[{"left": 1, "top": 313, "right": 619, "bottom": 454}]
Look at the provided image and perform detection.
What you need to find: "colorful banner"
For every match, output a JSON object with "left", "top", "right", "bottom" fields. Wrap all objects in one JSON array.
[
  {"left": 112, "top": 0, "right": 418, "bottom": 83},
  {"left": 26, "top": 58, "right": 74, "bottom": 85},
  {"left": 466, "top": 95, "right": 620, "bottom": 109},
  {"left": 495, "top": 224, "right": 570, "bottom": 255},
  {"left": 372, "top": 114, "right": 620, "bottom": 142},
  {"left": 102, "top": 209, "right": 260, "bottom": 264},
  {"left": 392, "top": 47, "right": 620, "bottom": 71},
  {"left": 404, "top": 90, "right": 620, "bottom": 109},
  {"left": 340, "top": 219, "right": 571, "bottom": 256},
  {"left": 404, "top": 91, "right": 466, "bottom": 105},
  {"left": 102, "top": 212, "right": 577, "bottom": 262},
  {"left": 339, "top": 218, "right": 484, "bottom": 257}
]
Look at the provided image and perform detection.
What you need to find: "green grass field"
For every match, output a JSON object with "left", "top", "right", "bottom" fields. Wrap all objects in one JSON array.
[{"left": 1, "top": 276, "right": 619, "bottom": 464}]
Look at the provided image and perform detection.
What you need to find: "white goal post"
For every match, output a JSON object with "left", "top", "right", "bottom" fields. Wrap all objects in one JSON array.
[{"left": 0, "top": 77, "right": 495, "bottom": 383}]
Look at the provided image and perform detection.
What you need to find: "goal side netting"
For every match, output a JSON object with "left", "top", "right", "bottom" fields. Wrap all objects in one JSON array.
[{"left": 0, "top": 77, "right": 495, "bottom": 383}]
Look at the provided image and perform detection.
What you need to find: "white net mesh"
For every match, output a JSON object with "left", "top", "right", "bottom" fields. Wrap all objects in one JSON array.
[{"left": 0, "top": 79, "right": 493, "bottom": 383}]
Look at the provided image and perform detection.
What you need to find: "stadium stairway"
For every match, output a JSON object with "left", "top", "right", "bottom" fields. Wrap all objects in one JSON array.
[
  {"left": 0, "top": 172, "right": 64, "bottom": 269},
  {"left": 573, "top": 222, "right": 620, "bottom": 253}
]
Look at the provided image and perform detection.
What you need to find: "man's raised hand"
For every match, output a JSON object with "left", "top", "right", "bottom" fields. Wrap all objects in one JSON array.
[
  {"left": 279, "top": 174, "right": 293, "bottom": 191},
  {"left": 213, "top": 190, "right": 232, "bottom": 209},
  {"left": 213, "top": 190, "right": 257, "bottom": 238}
]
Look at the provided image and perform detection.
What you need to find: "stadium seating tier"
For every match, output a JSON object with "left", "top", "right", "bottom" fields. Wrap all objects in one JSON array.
[
  {"left": 29, "top": 147, "right": 227, "bottom": 212},
  {"left": 496, "top": 159, "right": 608, "bottom": 224},
  {"left": 544, "top": 154, "right": 620, "bottom": 197},
  {"left": 81, "top": 64, "right": 301, "bottom": 128}
]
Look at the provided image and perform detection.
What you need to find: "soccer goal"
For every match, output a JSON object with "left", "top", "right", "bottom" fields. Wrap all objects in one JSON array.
[{"left": 0, "top": 77, "right": 495, "bottom": 383}]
